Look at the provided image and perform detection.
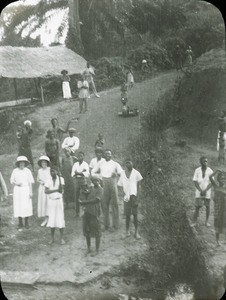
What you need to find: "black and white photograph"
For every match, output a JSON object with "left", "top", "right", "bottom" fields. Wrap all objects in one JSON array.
[{"left": 0, "top": 0, "right": 225, "bottom": 299}]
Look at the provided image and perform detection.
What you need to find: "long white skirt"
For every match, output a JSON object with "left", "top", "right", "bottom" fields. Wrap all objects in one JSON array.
[
  {"left": 62, "top": 81, "right": 72, "bottom": 99},
  {"left": 217, "top": 131, "right": 226, "bottom": 150},
  {"left": 47, "top": 197, "right": 65, "bottom": 228},
  {"left": 37, "top": 184, "right": 48, "bottom": 218},
  {"left": 13, "top": 186, "right": 33, "bottom": 218}
]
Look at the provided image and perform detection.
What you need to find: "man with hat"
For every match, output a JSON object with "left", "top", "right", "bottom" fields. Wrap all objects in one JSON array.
[
  {"left": 61, "top": 70, "right": 72, "bottom": 101},
  {"left": 62, "top": 128, "right": 80, "bottom": 156}
]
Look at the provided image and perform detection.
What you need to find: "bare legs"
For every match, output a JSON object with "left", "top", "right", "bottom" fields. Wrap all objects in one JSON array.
[
  {"left": 49, "top": 228, "right": 65, "bottom": 245},
  {"left": 79, "top": 98, "right": 88, "bottom": 114},
  {"left": 85, "top": 236, "right": 101, "bottom": 256}
]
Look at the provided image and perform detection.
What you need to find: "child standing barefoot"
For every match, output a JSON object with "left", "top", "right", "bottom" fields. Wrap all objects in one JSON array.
[
  {"left": 79, "top": 176, "right": 103, "bottom": 256},
  {"left": 37, "top": 156, "right": 51, "bottom": 226},
  {"left": 210, "top": 170, "right": 226, "bottom": 247},
  {"left": 45, "top": 166, "right": 65, "bottom": 245},
  {"left": 10, "top": 156, "right": 34, "bottom": 231}
]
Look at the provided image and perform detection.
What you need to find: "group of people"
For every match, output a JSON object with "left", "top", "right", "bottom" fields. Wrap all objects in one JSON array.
[
  {"left": 1, "top": 118, "right": 143, "bottom": 256},
  {"left": 192, "top": 156, "right": 226, "bottom": 247},
  {"left": 61, "top": 62, "right": 100, "bottom": 114},
  {"left": 174, "top": 45, "right": 194, "bottom": 71}
]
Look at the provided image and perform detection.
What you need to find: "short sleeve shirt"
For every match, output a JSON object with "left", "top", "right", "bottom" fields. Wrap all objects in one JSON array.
[
  {"left": 118, "top": 169, "right": 143, "bottom": 201},
  {"left": 193, "top": 167, "right": 213, "bottom": 199}
]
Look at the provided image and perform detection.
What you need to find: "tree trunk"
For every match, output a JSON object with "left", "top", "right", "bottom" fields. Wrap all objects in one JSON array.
[{"left": 66, "top": 0, "right": 84, "bottom": 55}]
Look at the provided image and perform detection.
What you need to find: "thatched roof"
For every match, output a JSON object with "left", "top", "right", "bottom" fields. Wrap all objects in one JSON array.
[{"left": 0, "top": 46, "right": 87, "bottom": 78}]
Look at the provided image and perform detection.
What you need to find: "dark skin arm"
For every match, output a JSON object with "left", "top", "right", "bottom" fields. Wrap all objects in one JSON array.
[
  {"left": 79, "top": 197, "right": 100, "bottom": 205},
  {"left": 209, "top": 170, "right": 220, "bottom": 188}
]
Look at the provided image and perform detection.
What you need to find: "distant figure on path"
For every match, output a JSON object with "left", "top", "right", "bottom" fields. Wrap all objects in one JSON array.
[
  {"left": 61, "top": 148, "right": 75, "bottom": 208},
  {"left": 209, "top": 170, "right": 226, "bottom": 246},
  {"left": 174, "top": 44, "right": 183, "bottom": 70},
  {"left": 192, "top": 156, "right": 213, "bottom": 227},
  {"left": 45, "top": 166, "right": 65, "bottom": 245},
  {"left": 61, "top": 128, "right": 80, "bottom": 156},
  {"left": 61, "top": 70, "right": 72, "bottom": 101},
  {"left": 127, "top": 69, "right": 134, "bottom": 89},
  {"left": 10, "top": 156, "right": 34, "bottom": 231},
  {"left": 37, "top": 156, "right": 51, "bottom": 227},
  {"left": 77, "top": 75, "right": 89, "bottom": 113},
  {"left": 71, "top": 151, "right": 90, "bottom": 217},
  {"left": 118, "top": 159, "right": 143, "bottom": 239},
  {"left": 217, "top": 111, "right": 226, "bottom": 151},
  {"left": 141, "top": 59, "right": 149, "bottom": 73},
  {"left": 185, "top": 46, "right": 193, "bottom": 66},
  {"left": 92, "top": 149, "right": 123, "bottom": 231},
  {"left": 83, "top": 62, "right": 100, "bottom": 98},
  {"left": 79, "top": 176, "right": 103, "bottom": 256},
  {"left": 95, "top": 133, "right": 105, "bottom": 149},
  {"left": 45, "top": 129, "right": 60, "bottom": 167},
  {"left": 49, "top": 118, "right": 71, "bottom": 142},
  {"left": 18, "top": 120, "right": 34, "bottom": 170},
  {"left": 218, "top": 131, "right": 225, "bottom": 163}
]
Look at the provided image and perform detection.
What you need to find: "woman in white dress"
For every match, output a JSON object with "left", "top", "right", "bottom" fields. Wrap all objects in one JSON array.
[
  {"left": 45, "top": 167, "right": 65, "bottom": 245},
  {"left": 10, "top": 156, "right": 34, "bottom": 231},
  {"left": 37, "top": 155, "right": 51, "bottom": 226},
  {"left": 61, "top": 70, "right": 72, "bottom": 101}
]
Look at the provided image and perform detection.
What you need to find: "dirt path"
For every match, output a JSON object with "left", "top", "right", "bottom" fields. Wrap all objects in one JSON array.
[{"left": 0, "top": 71, "right": 179, "bottom": 299}]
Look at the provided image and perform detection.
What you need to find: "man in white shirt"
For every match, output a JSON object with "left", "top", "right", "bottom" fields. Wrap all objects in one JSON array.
[
  {"left": 93, "top": 149, "right": 122, "bottom": 231},
  {"left": 71, "top": 151, "right": 89, "bottom": 217},
  {"left": 89, "top": 148, "right": 105, "bottom": 179},
  {"left": 118, "top": 159, "right": 143, "bottom": 239},
  {"left": 62, "top": 128, "right": 80, "bottom": 155},
  {"left": 192, "top": 156, "right": 213, "bottom": 227}
]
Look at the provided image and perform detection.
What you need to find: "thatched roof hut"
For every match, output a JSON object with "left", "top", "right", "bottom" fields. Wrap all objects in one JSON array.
[{"left": 0, "top": 46, "right": 87, "bottom": 78}]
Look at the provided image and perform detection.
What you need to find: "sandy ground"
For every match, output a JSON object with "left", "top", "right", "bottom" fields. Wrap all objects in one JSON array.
[{"left": 0, "top": 71, "right": 179, "bottom": 299}]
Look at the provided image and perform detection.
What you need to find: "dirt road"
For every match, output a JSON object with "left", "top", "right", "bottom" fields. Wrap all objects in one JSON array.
[{"left": 0, "top": 71, "right": 179, "bottom": 299}]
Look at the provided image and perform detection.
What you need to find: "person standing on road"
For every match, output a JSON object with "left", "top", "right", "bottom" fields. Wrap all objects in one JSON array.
[
  {"left": 45, "top": 129, "right": 60, "bottom": 168},
  {"left": 209, "top": 170, "right": 226, "bottom": 246},
  {"left": 77, "top": 75, "right": 89, "bottom": 114},
  {"left": 18, "top": 120, "right": 34, "bottom": 171},
  {"left": 185, "top": 46, "right": 193, "bottom": 66},
  {"left": 79, "top": 176, "right": 103, "bottom": 256},
  {"left": 71, "top": 151, "right": 90, "bottom": 217},
  {"left": 92, "top": 149, "right": 123, "bottom": 231},
  {"left": 10, "top": 156, "right": 34, "bottom": 231},
  {"left": 118, "top": 159, "right": 143, "bottom": 239},
  {"left": 174, "top": 44, "right": 183, "bottom": 70},
  {"left": 61, "top": 70, "right": 72, "bottom": 101},
  {"left": 83, "top": 62, "right": 100, "bottom": 98},
  {"left": 192, "top": 156, "right": 213, "bottom": 227}
]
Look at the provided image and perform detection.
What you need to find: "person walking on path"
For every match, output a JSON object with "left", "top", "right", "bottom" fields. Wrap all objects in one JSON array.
[
  {"left": 174, "top": 44, "right": 183, "bottom": 70},
  {"left": 49, "top": 118, "right": 72, "bottom": 142},
  {"left": 71, "top": 151, "right": 89, "bottom": 217},
  {"left": 89, "top": 148, "right": 105, "bottom": 179},
  {"left": 185, "top": 46, "right": 193, "bottom": 66},
  {"left": 37, "top": 156, "right": 51, "bottom": 227},
  {"left": 79, "top": 176, "right": 103, "bottom": 256},
  {"left": 83, "top": 62, "right": 100, "bottom": 98},
  {"left": 45, "top": 129, "right": 60, "bottom": 168},
  {"left": 10, "top": 156, "right": 34, "bottom": 231},
  {"left": 61, "top": 128, "right": 80, "bottom": 156},
  {"left": 209, "top": 170, "right": 226, "bottom": 247},
  {"left": 77, "top": 75, "right": 89, "bottom": 113},
  {"left": 0, "top": 171, "right": 8, "bottom": 237},
  {"left": 92, "top": 149, "right": 123, "bottom": 231},
  {"left": 45, "top": 166, "right": 65, "bottom": 245},
  {"left": 127, "top": 69, "right": 134, "bottom": 89},
  {"left": 61, "top": 148, "right": 75, "bottom": 208},
  {"left": 118, "top": 159, "right": 143, "bottom": 239},
  {"left": 192, "top": 156, "right": 213, "bottom": 227},
  {"left": 61, "top": 70, "right": 72, "bottom": 101},
  {"left": 18, "top": 120, "right": 34, "bottom": 171}
]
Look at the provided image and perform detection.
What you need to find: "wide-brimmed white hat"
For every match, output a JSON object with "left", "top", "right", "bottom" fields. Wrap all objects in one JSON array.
[
  {"left": 16, "top": 156, "right": 30, "bottom": 166},
  {"left": 38, "top": 155, "right": 50, "bottom": 167},
  {"left": 24, "top": 120, "right": 32, "bottom": 126},
  {"left": 68, "top": 127, "right": 76, "bottom": 132}
]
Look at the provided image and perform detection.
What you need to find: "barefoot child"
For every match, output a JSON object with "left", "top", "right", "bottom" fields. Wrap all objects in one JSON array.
[
  {"left": 209, "top": 170, "right": 226, "bottom": 246},
  {"left": 79, "top": 176, "right": 103, "bottom": 256},
  {"left": 45, "top": 167, "right": 65, "bottom": 245},
  {"left": 37, "top": 156, "right": 51, "bottom": 226},
  {"left": 118, "top": 159, "right": 143, "bottom": 239},
  {"left": 10, "top": 156, "right": 34, "bottom": 231},
  {"left": 95, "top": 133, "right": 105, "bottom": 149}
]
